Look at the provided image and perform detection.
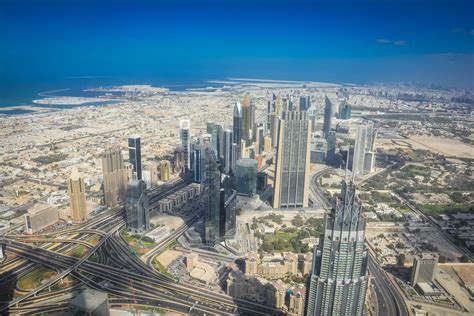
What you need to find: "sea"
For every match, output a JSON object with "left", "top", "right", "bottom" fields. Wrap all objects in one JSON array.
[{"left": 0, "top": 76, "right": 225, "bottom": 115}]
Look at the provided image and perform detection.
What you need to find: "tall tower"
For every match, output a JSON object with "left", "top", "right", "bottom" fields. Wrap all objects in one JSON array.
[
  {"left": 233, "top": 102, "right": 242, "bottom": 145},
  {"left": 102, "top": 147, "right": 127, "bottom": 207},
  {"left": 352, "top": 125, "right": 368, "bottom": 177},
  {"left": 180, "top": 119, "right": 191, "bottom": 170},
  {"left": 125, "top": 179, "right": 149, "bottom": 234},
  {"left": 326, "top": 131, "right": 336, "bottom": 166},
  {"left": 160, "top": 160, "right": 171, "bottom": 182},
  {"left": 202, "top": 145, "right": 221, "bottom": 246},
  {"left": 273, "top": 111, "right": 311, "bottom": 209},
  {"left": 223, "top": 129, "right": 234, "bottom": 174},
  {"left": 206, "top": 121, "right": 221, "bottom": 159},
  {"left": 322, "top": 96, "right": 333, "bottom": 139},
  {"left": 68, "top": 169, "right": 88, "bottom": 222},
  {"left": 306, "top": 181, "right": 369, "bottom": 316},
  {"left": 241, "top": 94, "right": 252, "bottom": 142},
  {"left": 128, "top": 135, "right": 142, "bottom": 180}
]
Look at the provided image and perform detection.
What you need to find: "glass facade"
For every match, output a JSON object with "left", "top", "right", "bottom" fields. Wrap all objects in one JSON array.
[
  {"left": 128, "top": 136, "right": 142, "bottom": 180},
  {"left": 236, "top": 158, "right": 257, "bottom": 196}
]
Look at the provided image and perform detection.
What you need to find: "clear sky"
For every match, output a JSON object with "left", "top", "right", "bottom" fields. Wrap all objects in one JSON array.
[{"left": 0, "top": 0, "right": 473, "bottom": 89}]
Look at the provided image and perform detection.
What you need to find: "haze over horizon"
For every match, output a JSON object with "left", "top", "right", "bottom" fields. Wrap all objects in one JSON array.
[{"left": 1, "top": 0, "right": 473, "bottom": 97}]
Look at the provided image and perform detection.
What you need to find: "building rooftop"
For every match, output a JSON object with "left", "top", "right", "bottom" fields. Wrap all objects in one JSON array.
[
  {"left": 69, "top": 289, "right": 108, "bottom": 312},
  {"left": 27, "top": 203, "right": 55, "bottom": 215}
]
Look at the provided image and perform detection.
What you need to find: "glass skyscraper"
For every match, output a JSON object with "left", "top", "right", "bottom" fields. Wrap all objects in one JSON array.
[
  {"left": 322, "top": 96, "right": 333, "bottom": 139},
  {"left": 233, "top": 101, "right": 242, "bottom": 145},
  {"left": 201, "top": 145, "right": 221, "bottom": 246},
  {"left": 125, "top": 179, "right": 149, "bottom": 234},
  {"left": 128, "top": 135, "right": 142, "bottom": 180},
  {"left": 179, "top": 119, "right": 191, "bottom": 170},
  {"left": 306, "top": 181, "right": 369, "bottom": 316}
]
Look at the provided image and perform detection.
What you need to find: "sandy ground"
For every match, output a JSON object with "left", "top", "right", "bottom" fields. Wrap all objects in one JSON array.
[
  {"left": 407, "top": 135, "right": 474, "bottom": 159},
  {"left": 436, "top": 264, "right": 474, "bottom": 314},
  {"left": 156, "top": 249, "right": 183, "bottom": 268},
  {"left": 149, "top": 212, "right": 184, "bottom": 230}
]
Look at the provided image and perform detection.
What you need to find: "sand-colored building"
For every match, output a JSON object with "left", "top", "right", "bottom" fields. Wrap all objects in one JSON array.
[
  {"left": 160, "top": 160, "right": 171, "bottom": 182},
  {"left": 24, "top": 203, "right": 59, "bottom": 234},
  {"left": 68, "top": 169, "right": 88, "bottom": 222}
]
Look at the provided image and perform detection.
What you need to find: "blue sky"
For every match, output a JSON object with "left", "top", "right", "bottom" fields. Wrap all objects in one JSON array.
[{"left": 0, "top": 0, "right": 473, "bottom": 89}]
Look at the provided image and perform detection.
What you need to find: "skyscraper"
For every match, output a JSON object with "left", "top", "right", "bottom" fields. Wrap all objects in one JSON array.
[
  {"left": 273, "top": 111, "right": 311, "bottom": 209},
  {"left": 326, "top": 131, "right": 336, "bottom": 166},
  {"left": 241, "top": 94, "right": 252, "bottom": 142},
  {"left": 236, "top": 158, "right": 258, "bottom": 196},
  {"left": 233, "top": 102, "right": 242, "bottom": 145},
  {"left": 339, "top": 101, "right": 351, "bottom": 120},
  {"left": 128, "top": 135, "right": 142, "bottom": 180},
  {"left": 179, "top": 119, "right": 191, "bottom": 170},
  {"left": 207, "top": 121, "right": 221, "bottom": 159},
  {"left": 322, "top": 96, "right": 333, "bottom": 139},
  {"left": 102, "top": 147, "right": 127, "bottom": 207},
  {"left": 125, "top": 179, "right": 149, "bottom": 234},
  {"left": 201, "top": 145, "right": 221, "bottom": 246},
  {"left": 68, "top": 169, "right": 88, "bottom": 222},
  {"left": 352, "top": 125, "right": 368, "bottom": 177},
  {"left": 299, "top": 95, "right": 311, "bottom": 112},
  {"left": 223, "top": 129, "right": 234, "bottom": 174},
  {"left": 410, "top": 253, "right": 438, "bottom": 286},
  {"left": 306, "top": 181, "right": 369, "bottom": 316}
]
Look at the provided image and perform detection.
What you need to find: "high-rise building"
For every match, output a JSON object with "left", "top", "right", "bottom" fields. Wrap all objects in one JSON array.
[
  {"left": 173, "top": 147, "right": 186, "bottom": 174},
  {"left": 231, "top": 143, "right": 240, "bottom": 175},
  {"left": 68, "top": 169, "right": 88, "bottom": 222},
  {"left": 233, "top": 102, "right": 242, "bottom": 145},
  {"left": 193, "top": 148, "right": 202, "bottom": 183},
  {"left": 306, "top": 181, "right": 369, "bottom": 316},
  {"left": 236, "top": 159, "right": 258, "bottom": 196},
  {"left": 102, "top": 147, "right": 127, "bottom": 207},
  {"left": 339, "top": 102, "right": 351, "bottom": 120},
  {"left": 263, "top": 135, "right": 272, "bottom": 153},
  {"left": 411, "top": 253, "right": 438, "bottom": 286},
  {"left": 352, "top": 125, "right": 368, "bottom": 177},
  {"left": 124, "top": 162, "right": 134, "bottom": 183},
  {"left": 219, "top": 183, "right": 237, "bottom": 238},
  {"left": 365, "top": 126, "right": 377, "bottom": 152},
  {"left": 273, "top": 111, "right": 311, "bottom": 209},
  {"left": 268, "top": 112, "right": 280, "bottom": 149},
  {"left": 180, "top": 119, "right": 191, "bottom": 170},
  {"left": 128, "top": 135, "right": 142, "bottom": 180},
  {"left": 326, "top": 132, "right": 336, "bottom": 166},
  {"left": 322, "top": 96, "right": 333, "bottom": 139},
  {"left": 223, "top": 129, "right": 234, "bottom": 174},
  {"left": 364, "top": 151, "right": 375, "bottom": 173},
  {"left": 125, "top": 179, "right": 149, "bottom": 234},
  {"left": 207, "top": 121, "right": 221, "bottom": 159},
  {"left": 241, "top": 94, "right": 252, "bottom": 142},
  {"left": 254, "top": 125, "right": 264, "bottom": 155},
  {"left": 202, "top": 145, "right": 221, "bottom": 246},
  {"left": 249, "top": 100, "right": 256, "bottom": 140},
  {"left": 160, "top": 160, "right": 171, "bottom": 182},
  {"left": 299, "top": 96, "right": 311, "bottom": 112},
  {"left": 24, "top": 203, "right": 59, "bottom": 234}
]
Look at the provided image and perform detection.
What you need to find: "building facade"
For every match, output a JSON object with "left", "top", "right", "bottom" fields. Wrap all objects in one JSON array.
[
  {"left": 128, "top": 135, "right": 142, "bottom": 180},
  {"left": 125, "top": 179, "right": 149, "bottom": 234},
  {"left": 180, "top": 119, "right": 191, "bottom": 170},
  {"left": 24, "top": 203, "right": 59, "bottom": 234},
  {"left": 306, "top": 181, "right": 369, "bottom": 316},
  {"left": 322, "top": 96, "right": 333, "bottom": 139},
  {"left": 102, "top": 147, "right": 127, "bottom": 207},
  {"left": 236, "top": 158, "right": 258, "bottom": 196},
  {"left": 273, "top": 111, "right": 311, "bottom": 209},
  {"left": 68, "top": 169, "right": 88, "bottom": 222}
]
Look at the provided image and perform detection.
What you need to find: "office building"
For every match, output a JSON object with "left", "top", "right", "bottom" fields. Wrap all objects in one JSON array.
[
  {"left": 125, "top": 179, "right": 149, "bottom": 234},
  {"left": 352, "top": 125, "right": 368, "bottom": 177},
  {"left": 102, "top": 147, "right": 127, "bottom": 207},
  {"left": 68, "top": 169, "right": 88, "bottom": 222},
  {"left": 254, "top": 125, "right": 264, "bottom": 155},
  {"left": 411, "top": 253, "right": 438, "bottom": 286},
  {"left": 268, "top": 112, "right": 280, "bottom": 149},
  {"left": 124, "top": 162, "right": 134, "bottom": 183},
  {"left": 160, "top": 160, "right": 171, "bottom": 182},
  {"left": 180, "top": 119, "right": 191, "bottom": 170},
  {"left": 339, "top": 102, "right": 351, "bottom": 119},
  {"left": 273, "top": 111, "right": 311, "bottom": 209},
  {"left": 306, "top": 181, "right": 369, "bottom": 316},
  {"left": 173, "top": 147, "right": 186, "bottom": 174},
  {"left": 223, "top": 129, "right": 234, "bottom": 174},
  {"left": 219, "top": 186, "right": 237, "bottom": 238},
  {"left": 326, "top": 131, "right": 336, "bottom": 166},
  {"left": 236, "top": 159, "right": 258, "bottom": 196},
  {"left": 201, "top": 145, "right": 221, "bottom": 246},
  {"left": 299, "top": 95, "right": 311, "bottom": 112},
  {"left": 288, "top": 285, "right": 306, "bottom": 316},
  {"left": 24, "top": 203, "right": 59, "bottom": 234},
  {"left": 128, "top": 135, "right": 142, "bottom": 180},
  {"left": 364, "top": 151, "right": 375, "bottom": 173},
  {"left": 241, "top": 94, "right": 252, "bottom": 142},
  {"left": 193, "top": 147, "right": 202, "bottom": 183},
  {"left": 233, "top": 102, "right": 242, "bottom": 145},
  {"left": 207, "top": 121, "right": 221, "bottom": 158},
  {"left": 263, "top": 135, "right": 272, "bottom": 153},
  {"left": 322, "top": 96, "right": 333, "bottom": 139}
]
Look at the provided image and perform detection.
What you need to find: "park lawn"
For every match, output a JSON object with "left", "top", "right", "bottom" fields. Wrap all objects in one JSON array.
[
  {"left": 17, "top": 267, "right": 57, "bottom": 290},
  {"left": 152, "top": 258, "right": 173, "bottom": 278},
  {"left": 418, "top": 203, "right": 471, "bottom": 217},
  {"left": 403, "top": 165, "right": 431, "bottom": 177}
]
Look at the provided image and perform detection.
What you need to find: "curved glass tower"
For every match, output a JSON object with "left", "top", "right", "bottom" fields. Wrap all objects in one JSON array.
[{"left": 306, "top": 181, "right": 369, "bottom": 316}]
